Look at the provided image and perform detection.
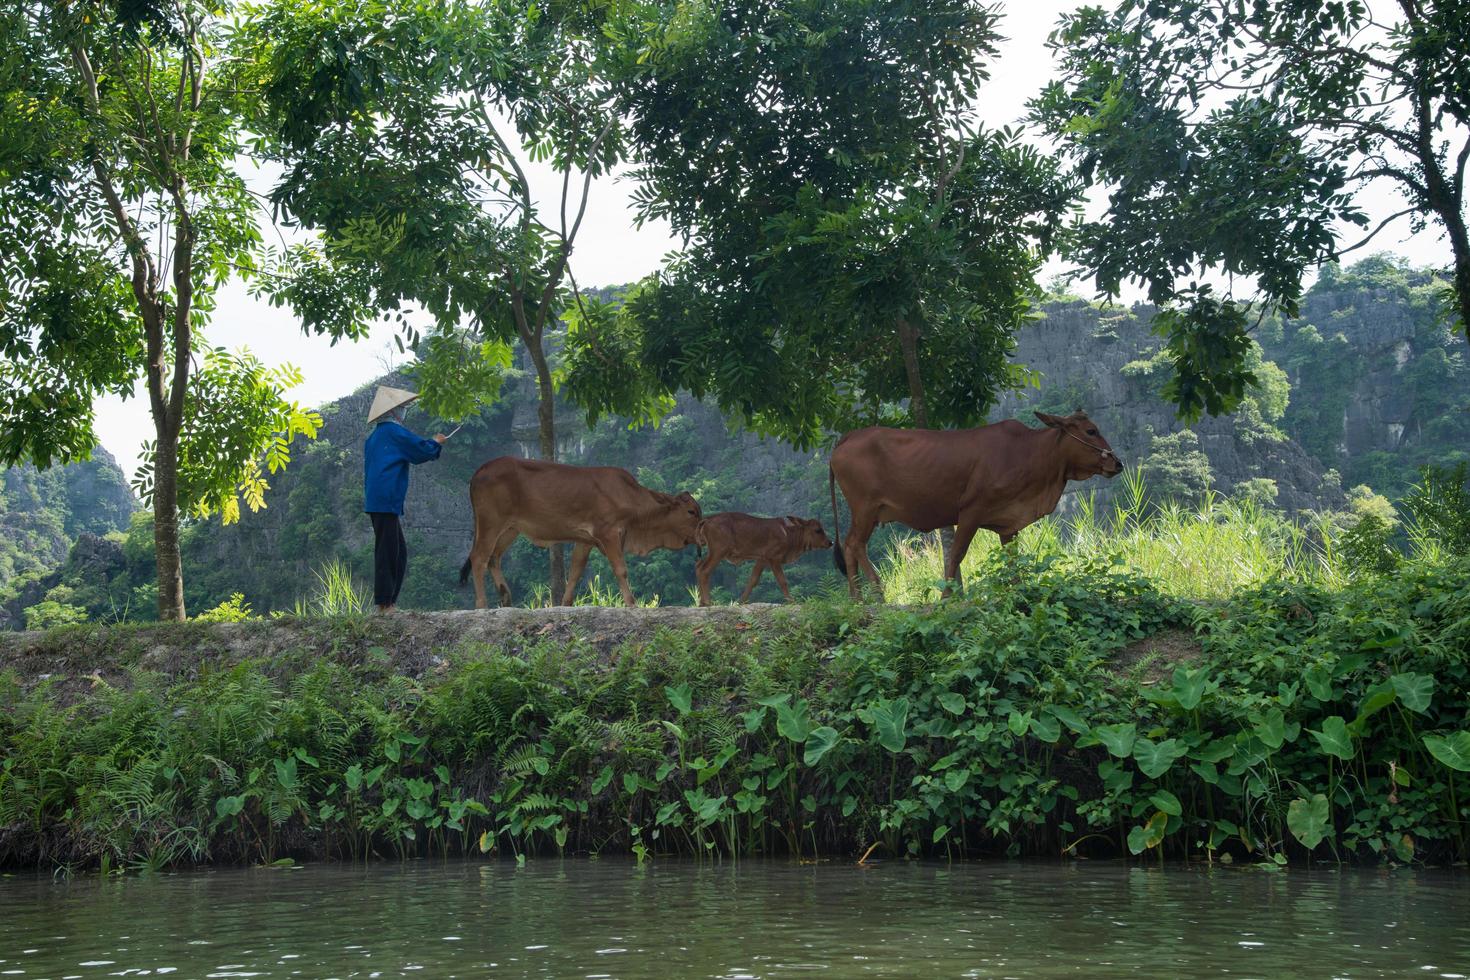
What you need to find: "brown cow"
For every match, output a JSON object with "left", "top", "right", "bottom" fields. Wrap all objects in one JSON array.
[
  {"left": 458, "top": 456, "right": 702, "bottom": 608},
  {"left": 829, "top": 410, "right": 1123, "bottom": 599},
  {"left": 694, "top": 513, "right": 832, "bottom": 606}
]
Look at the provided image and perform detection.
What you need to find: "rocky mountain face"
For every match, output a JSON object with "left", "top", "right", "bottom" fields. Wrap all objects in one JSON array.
[{"left": 0, "top": 448, "right": 135, "bottom": 598}]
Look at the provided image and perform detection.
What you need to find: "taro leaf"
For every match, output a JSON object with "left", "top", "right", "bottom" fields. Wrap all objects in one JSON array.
[
  {"left": 933, "top": 825, "right": 951, "bottom": 844},
  {"left": 742, "top": 706, "right": 768, "bottom": 733},
  {"left": 1150, "top": 789, "right": 1182, "bottom": 817},
  {"left": 215, "top": 795, "right": 245, "bottom": 819},
  {"left": 591, "top": 765, "right": 614, "bottom": 795},
  {"left": 1304, "top": 666, "right": 1334, "bottom": 702},
  {"left": 938, "top": 692, "right": 967, "bottom": 716},
  {"left": 1007, "top": 711, "right": 1031, "bottom": 737},
  {"left": 1171, "top": 666, "right": 1210, "bottom": 710},
  {"left": 1254, "top": 708, "right": 1286, "bottom": 750},
  {"left": 1423, "top": 731, "right": 1470, "bottom": 772},
  {"left": 1287, "top": 793, "right": 1331, "bottom": 849},
  {"left": 1392, "top": 834, "right": 1415, "bottom": 864},
  {"left": 756, "top": 694, "right": 792, "bottom": 708},
  {"left": 803, "top": 726, "right": 840, "bottom": 766},
  {"left": 1133, "top": 737, "right": 1187, "bottom": 779},
  {"left": 1093, "top": 723, "right": 1137, "bottom": 759},
  {"left": 1309, "top": 716, "right": 1355, "bottom": 760},
  {"left": 1028, "top": 713, "right": 1062, "bottom": 744},
  {"left": 868, "top": 698, "right": 910, "bottom": 753},
  {"left": 775, "top": 698, "right": 813, "bottom": 744},
  {"left": 944, "top": 769, "right": 970, "bottom": 793},
  {"left": 1354, "top": 682, "right": 1397, "bottom": 727},
  {"left": 1128, "top": 811, "right": 1170, "bottom": 854},
  {"left": 1390, "top": 672, "right": 1434, "bottom": 714},
  {"left": 1047, "top": 704, "right": 1089, "bottom": 734},
  {"left": 666, "top": 683, "right": 693, "bottom": 716}
]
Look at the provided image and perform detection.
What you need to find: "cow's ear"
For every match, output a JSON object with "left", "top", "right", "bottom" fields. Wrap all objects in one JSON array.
[{"left": 1035, "top": 411, "right": 1063, "bottom": 428}]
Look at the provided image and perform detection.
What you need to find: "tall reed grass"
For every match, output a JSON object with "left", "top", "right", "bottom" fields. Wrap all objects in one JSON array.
[
  {"left": 292, "top": 560, "right": 370, "bottom": 617},
  {"left": 878, "top": 470, "right": 1348, "bottom": 603}
]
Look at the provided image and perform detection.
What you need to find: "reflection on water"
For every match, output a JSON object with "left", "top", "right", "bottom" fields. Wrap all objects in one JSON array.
[{"left": 2, "top": 860, "right": 1468, "bottom": 978}]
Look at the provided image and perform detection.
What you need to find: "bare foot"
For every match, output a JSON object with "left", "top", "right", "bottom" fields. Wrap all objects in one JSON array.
[{"left": 376, "top": 604, "right": 396, "bottom": 614}]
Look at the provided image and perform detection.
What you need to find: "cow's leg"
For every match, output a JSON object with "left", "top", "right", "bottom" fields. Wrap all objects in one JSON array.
[
  {"left": 561, "top": 543, "right": 592, "bottom": 606},
  {"left": 738, "top": 561, "right": 766, "bottom": 603},
  {"left": 695, "top": 549, "right": 720, "bottom": 607},
  {"left": 844, "top": 510, "right": 882, "bottom": 601},
  {"left": 596, "top": 534, "right": 637, "bottom": 607},
  {"left": 488, "top": 528, "right": 517, "bottom": 607},
  {"left": 770, "top": 564, "right": 794, "bottom": 602},
  {"left": 469, "top": 522, "right": 508, "bottom": 610},
  {"left": 941, "top": 523, "right": 980, "bottom": 599}
]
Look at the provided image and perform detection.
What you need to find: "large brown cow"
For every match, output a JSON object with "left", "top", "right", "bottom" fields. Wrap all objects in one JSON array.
[
  {"left": 694, "top": 513, "right": 832, "bottom": 606},
  {"left": 829, "top": 410, "right": 1123, "bottom": 599},
  {"left": 459, "top": 457, "right": 702, "bottom": 608}
]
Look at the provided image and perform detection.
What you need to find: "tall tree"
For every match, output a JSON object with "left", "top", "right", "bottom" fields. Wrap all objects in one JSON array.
[
  {"left": 1033, "top": 0, "right": 1469, "bottom": 419},
  {"left": 243, "top": 0, "right": 626, "bottom": 599},
  {"left": 0, "top": 0, "right": 328, "bottom": 619},
  {"left": 560, "top": 0, "right": 1073, "bottom": 450}
]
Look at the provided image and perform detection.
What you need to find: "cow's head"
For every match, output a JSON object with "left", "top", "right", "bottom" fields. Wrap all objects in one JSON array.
[
  {"left": 1035, "top": 410, "right": 1123, "bottom": 479},
  {"left": 648, "top": 490, "right": 703, "bottom": 550},
  {"left": 785, "top": 516, "right": 832, "bottom": 553}
]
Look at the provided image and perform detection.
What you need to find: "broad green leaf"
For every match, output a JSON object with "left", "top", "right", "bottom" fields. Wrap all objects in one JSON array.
[
  {"left": 1287, "top": 794, "right": 1331, "bottom": 849},
  {"left": 938, "top": 692, "right": 967, "bottom": 715},
  {"left": 775, "top": 698, "right": 812, "bottom": 743},
  {"left": 1254, "top": 708, "right": 1286, "bottom": 750},
  {"left": 1354, "top": 682, "right": 1397, "bottom": 726},
  {"left": 1171, "top": 666, "right": 1210, "bottom": 710},
  {"left": 1028, "top": 713, "right": 1062, "bottom": 743},
  {"left": 803, "top": 726, "right": 840, "bottom": 766},
  {"left": 1093, "top": 723, "right": 1137, "bottom": 758},
  {"left": 1304, "top": 666, "right": 1334, "bottom": 702},
  {"left": 1423, "top": 732, "right": 1470, "bottom": 772},
  {"left": 1007, "top": 711, "right": 1030, "bottom": 737},
  {"left": 1309, "top": 716, "right": 1355, "bottom": 760},
  {"left": 1133, "top": 737, "right": 1187, "bottom": 779},
  {"left": 944, "top": 769, "right": 970, "bottom": 793},
  {"left": 1389, "top": 672, "right": 1434, "bottom": 713},
  {"left": 591, "top": 765, "right": 614, "bottom": 794},
  {"left": 1046, "top": 704, "right": 1089, "bottom": 734},
  {"left": 1150, "top": 790, "right": 1182, "bottom": 817},
  {"left": 868, "top": 698, "right": 910, "bottom": 753},
  {"left": 666, "top": 683, "right": 693, "bottom": 715}
]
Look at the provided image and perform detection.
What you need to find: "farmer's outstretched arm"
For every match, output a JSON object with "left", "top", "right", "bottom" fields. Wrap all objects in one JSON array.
[{"left": 394, "top": 425, "right": 444, "bottom": 464}]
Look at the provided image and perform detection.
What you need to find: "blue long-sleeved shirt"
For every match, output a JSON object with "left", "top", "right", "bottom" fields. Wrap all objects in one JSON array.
[{"left": 363, "top": 420, "right": 442, "bottom": 515}]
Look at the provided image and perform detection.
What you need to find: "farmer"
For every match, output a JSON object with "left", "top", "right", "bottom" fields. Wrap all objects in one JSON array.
[{"left": 364, "top": 385, "right": 446, "bottom": 612}]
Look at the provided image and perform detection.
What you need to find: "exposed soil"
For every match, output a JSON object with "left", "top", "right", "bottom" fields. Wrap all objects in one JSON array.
[{"left": 1114, "top": 627, "right": 1205, "bottom": 685}]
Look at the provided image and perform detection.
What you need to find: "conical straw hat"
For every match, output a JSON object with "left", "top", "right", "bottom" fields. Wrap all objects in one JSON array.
[{"left": 367, "top": 385, "right": 419, "bottom": 423}]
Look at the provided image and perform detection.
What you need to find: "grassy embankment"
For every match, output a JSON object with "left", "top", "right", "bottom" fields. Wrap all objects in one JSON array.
[{"left": 2, "top": 489, "right": 1468, "bottom": 872}]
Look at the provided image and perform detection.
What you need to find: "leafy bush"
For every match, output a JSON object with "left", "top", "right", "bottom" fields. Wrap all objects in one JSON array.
[
  {"left": 194, "top": 593, "right": 254, "bottom": 623},
  {"left": 4, "top": 552, "right": 1467, "bottom": 872}
]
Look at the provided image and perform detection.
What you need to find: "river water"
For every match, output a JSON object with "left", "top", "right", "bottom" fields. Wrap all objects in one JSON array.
[{"left": 2, "top": 860, "right": 1467, "bottom": 978}]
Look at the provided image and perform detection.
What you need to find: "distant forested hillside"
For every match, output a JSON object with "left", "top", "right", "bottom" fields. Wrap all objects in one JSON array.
[{"left": 3, "top": 256, "right": 1463, "bottom": 626}]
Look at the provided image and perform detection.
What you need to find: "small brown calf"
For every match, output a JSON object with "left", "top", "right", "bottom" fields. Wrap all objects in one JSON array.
[{"left": 694, "top": 513, "right": 832, "bottom": 606}]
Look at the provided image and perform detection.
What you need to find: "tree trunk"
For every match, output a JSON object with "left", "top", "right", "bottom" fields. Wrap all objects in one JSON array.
[
  {"left": 152, "top": 430, "right": 186, "bottom": 620},
  {"left": 525, "top": 339, "right": 567, "bottom": 601},
  {"left": 898, "top": 316, "right": 957, "bottom": 579}
]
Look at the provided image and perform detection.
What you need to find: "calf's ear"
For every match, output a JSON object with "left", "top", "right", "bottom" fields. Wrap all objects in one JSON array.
[{"left": 1035, "top": 411, "right": 1063, "bottom": 428}]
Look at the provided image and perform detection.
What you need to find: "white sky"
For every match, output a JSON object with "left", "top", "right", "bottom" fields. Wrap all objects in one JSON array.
[{"left": 92, "top": 1, "right": 1452, "bottom": 480}]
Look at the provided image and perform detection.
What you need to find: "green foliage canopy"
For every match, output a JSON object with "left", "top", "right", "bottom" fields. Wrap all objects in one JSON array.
[
  {"left": 561, "top": 0, "right": 1075, "bottom": 446},
  {"left": 1034, "top": 0, "right": 1470, "bottom": 419}
]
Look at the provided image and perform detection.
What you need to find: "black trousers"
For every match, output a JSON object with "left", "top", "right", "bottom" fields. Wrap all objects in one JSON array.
[{"left": 369, "top": 512, "right": 407, "bottom": 607}]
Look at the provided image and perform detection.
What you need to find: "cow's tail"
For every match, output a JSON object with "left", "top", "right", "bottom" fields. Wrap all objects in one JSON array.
[
  {"left": 459, "top": 502, "right": 477, "bottom": 587},
  {"left": 830, "top": 466, "right": 846, "bottom": 575}
]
